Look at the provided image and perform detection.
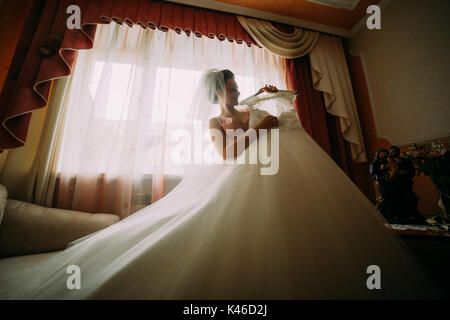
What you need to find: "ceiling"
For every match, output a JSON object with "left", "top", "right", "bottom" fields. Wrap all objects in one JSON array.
[
  {"left": 167, "top": 0, "right": 386, "bottom": 37},
  {"left": 214, "top": 0, "right": 382, "bottom": 30}
]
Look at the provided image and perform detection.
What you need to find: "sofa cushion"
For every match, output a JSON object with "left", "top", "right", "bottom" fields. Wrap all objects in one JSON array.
[
  {"left": 0, "top": 199, "right": 120, "bottom": 258},
  {"left": 0, "top": 185, "right": 7, "bottom": 226}
]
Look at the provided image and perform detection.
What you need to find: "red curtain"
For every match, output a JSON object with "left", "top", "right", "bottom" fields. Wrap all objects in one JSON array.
[
  {"left": 0, "top": 0, "right": 257, "bottom": 150},
  {"left": 285, "top": 56, "right": 351, "bottom": 176},
  {"left": 273, "top": 19, "right": 356, "bottom": 177}
]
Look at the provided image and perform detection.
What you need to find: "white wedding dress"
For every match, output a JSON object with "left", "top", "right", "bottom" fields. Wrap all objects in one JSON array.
[{"left": 3, "top": 92, "right": 446, "bottom": 299}]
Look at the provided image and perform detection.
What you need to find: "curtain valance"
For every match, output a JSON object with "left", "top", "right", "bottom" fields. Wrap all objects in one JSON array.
[
  {"left": 309, "top": 35, "right": 366, "bottom": 162},
  {"left": 0, "top": 0, "right": 256, "bottom": 149},
  {"left": 237, "top": 16, "right": 319, "bottom": 59},
  {"left": 237, "top": 15, "right": 366, "bottom": 162}
]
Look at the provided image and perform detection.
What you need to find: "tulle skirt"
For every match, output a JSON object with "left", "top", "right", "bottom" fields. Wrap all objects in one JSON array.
[{"left": 6, "top": 127, "right": 447, "bottom": 299}]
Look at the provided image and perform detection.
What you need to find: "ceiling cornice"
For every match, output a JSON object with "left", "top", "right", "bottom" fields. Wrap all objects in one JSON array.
[
  {"left": 166, "top": 0, "right": 393, "bottom": 38},
  {"left": 165, "top": 0, "right": 352, "bottom": 37},
  {"left": 306, "top": 0, "right": 361, "bottom": 10}
]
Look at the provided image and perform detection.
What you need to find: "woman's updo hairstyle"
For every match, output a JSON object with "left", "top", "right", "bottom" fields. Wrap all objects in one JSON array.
[{"left": 203, "top": 69, "right": 235, "bottom": 104}]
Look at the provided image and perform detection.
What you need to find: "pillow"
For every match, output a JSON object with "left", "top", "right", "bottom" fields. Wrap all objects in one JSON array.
[{"left": 0, "top": 184, "right": 7, "bottom": 226}]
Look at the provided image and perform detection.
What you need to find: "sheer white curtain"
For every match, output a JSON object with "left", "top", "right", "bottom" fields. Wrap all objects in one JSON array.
[{"left": 55, "top": 22, "right": 286, "bottom": 218}]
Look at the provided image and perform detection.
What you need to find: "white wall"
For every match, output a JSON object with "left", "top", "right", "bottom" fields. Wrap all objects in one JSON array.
[{"left": 346, "top": 0, "right": 450, "bottom": 145}]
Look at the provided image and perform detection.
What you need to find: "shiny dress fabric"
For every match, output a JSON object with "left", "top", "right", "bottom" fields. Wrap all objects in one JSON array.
[{"left": 7, "top": 98, "right": 446, "bottom": 299}]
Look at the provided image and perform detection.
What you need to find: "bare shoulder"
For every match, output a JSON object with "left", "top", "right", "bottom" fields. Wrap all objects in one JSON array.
[{"left": 209, "top": 117, "right": 222, "bottom": 129}]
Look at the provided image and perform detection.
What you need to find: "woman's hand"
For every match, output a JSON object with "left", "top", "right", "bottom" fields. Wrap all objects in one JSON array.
[
  {"left": 256, "top": 85, "right": 278, "bottom": 96},
  {"left": 256, "top": 115, "right": 279, "bottom": 130}
]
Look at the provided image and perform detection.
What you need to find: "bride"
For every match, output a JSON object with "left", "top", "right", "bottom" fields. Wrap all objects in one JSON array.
[{"left": 4, "top": 69, "right": 446, "bottom": 299}]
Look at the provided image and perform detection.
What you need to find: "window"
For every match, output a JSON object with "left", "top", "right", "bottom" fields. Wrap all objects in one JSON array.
[{"left": 57, "top": 23, "right": 286, "bottom": 178}]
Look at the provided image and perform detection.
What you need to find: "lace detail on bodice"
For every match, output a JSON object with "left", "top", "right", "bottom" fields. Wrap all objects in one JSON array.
[{"left": 240, "top": 90, "right": 302, "bottom": 131}]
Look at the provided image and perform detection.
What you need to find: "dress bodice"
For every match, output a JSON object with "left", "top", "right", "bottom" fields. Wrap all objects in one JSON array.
[
  {"left": 241, "top": 90, "right": 303, "bottom": 132},
  {"left": 218, "top": 91, "right": 302, "bottom": 146},
  {"left": 247, "top": 108, "right": 302, "bottom": 131}
]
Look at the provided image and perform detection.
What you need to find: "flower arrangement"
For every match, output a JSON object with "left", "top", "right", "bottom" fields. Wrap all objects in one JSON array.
[{"left": 402, "top": 141, "right": 450, "bottom": 217}]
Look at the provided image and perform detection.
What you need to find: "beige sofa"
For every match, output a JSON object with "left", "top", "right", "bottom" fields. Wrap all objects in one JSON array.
[{"left": 0, "top": 184, "right": 120, "bottom": 299}]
